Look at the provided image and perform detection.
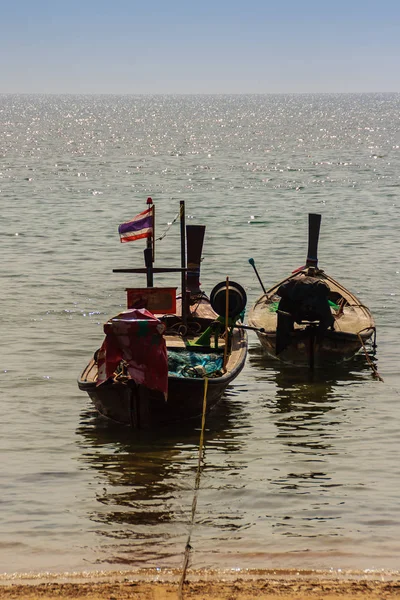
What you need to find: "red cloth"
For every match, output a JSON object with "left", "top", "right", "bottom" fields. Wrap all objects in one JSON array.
[{"left": 96, "top": 308, "right": 168, "bottom": 397}]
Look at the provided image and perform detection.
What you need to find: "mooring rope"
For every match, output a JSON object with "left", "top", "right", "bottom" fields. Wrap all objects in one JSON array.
[
  {"left": 178, "top": 377, "right": 209, "bottom": 599},
  {"left": 155, "top": 203, "right": 183, "bottom": 241},
  {"left": 357, "top": 331, "right": 384, "bottom": 382}
]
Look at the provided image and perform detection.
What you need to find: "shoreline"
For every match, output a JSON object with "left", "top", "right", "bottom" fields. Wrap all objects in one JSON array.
[{"left": 1, "top": 569, "right": 400, "bottom": 599}]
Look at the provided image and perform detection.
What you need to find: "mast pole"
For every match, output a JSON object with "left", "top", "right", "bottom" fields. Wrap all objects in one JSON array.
[
  {"left": 180, "top": 201, "right": 187, "bottom": 325},
  {"left": 152, "top": 200, "right": 155, "bottom": 263},
  {"left": 144, "top": 197, "right": 154, "bottom": 287}
]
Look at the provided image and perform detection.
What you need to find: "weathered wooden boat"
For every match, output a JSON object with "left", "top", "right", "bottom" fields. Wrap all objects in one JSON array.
[
  {"left": 78, "top": 199, "right": 248, "bottom": 428},
  {"left": 248, "top": 214, "right": 375, "bottom": 368}
]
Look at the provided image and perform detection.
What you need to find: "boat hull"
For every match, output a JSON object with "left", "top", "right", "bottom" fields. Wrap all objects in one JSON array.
[
  {"left": 78, "top": 308, "right": 248, "bottom": 428},
  {"left": 78, "top": 358, "right": 245, "bottom": 428},
  {"left": 254, "top": 327, "right": 374, "bottom": 367},
  {"left": 248, "top": 270, "right": 375, "bottom": 368}
]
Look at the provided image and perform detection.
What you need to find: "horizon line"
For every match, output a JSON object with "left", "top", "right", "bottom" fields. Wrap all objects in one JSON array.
[{"left": 0, "top": 90, "right": 399, "bottom": 96}]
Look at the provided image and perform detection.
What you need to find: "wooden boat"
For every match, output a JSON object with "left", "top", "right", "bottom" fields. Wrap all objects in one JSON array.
[
  {"left": 78, "top": 199, "right": 248, "bottom": 428},
  {"left": 248, "top": 214, "right": 375, "bottom": 368}
]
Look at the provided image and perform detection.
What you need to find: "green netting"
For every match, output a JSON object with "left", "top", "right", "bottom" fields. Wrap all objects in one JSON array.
[{"left": 168, "top": 350, "right": 223, "bottom": 378}]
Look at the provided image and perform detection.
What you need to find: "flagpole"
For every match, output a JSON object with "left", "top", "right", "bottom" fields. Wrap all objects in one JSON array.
[
  {"left": 152, "top": 202, "right": 155, "bottom": 263},
  {"left": 144, "top": 197, "right": 154, "bottom": 287}
]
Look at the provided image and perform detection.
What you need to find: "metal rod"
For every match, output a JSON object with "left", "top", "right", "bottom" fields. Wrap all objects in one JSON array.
[
  {"left": 234, "top": 324, "right": 266, "bottom": 333},
  {"left": 113, "top": 267, "right": 188, "bottom": 274},
  {"left": 248, "top": 258, "right": 267, "bottom": 295}
]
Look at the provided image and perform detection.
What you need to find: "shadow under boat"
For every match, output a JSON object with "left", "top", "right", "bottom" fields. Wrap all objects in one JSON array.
[
  {"left": 78, "top": 199, "right": 248, "bottom": 430},
  {"left": 248, "top": 214, "right": 376, "bottom": 368}
]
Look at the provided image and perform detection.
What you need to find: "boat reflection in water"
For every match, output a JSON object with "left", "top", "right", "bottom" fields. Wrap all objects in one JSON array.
[
  {"left": 75, "top": 390, "right": 247, "bottom": 568},
  {"left": 238, "top": 346, "right": 391, "bottom": 571},
  {"left": 248, "top": 346, "right": 375, "bottom": 453},
  {"left": 75, "top": 351, "right": 391, "bottom": 572}
]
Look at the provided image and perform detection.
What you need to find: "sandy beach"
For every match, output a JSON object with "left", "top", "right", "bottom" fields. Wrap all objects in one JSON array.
[
  {"left": 1, "top": 579, "right": 400, "bottom": 599},
  {"left": 1, "top": 572, "right": 400, "bottom": 599}
]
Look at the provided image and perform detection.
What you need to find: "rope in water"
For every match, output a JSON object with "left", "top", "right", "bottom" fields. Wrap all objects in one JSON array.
[
  {"left": 357, "top": 331, "right": 384, "bottom": 382},
  {"left": 178, "top": 377, "right": 209, "bottom": 599}
]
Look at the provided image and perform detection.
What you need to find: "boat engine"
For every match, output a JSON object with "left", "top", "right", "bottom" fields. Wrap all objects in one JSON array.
[{"left": 276, "top": 275, "right": 334, "bottom": 355}]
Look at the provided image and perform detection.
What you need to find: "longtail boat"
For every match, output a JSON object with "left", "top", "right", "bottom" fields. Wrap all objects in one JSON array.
[
  {"left": 78, "top": 199, "right": 248, "bottom": 428},
  {"left": 248, "top": 214, "right": 375, "bottom": 368}
]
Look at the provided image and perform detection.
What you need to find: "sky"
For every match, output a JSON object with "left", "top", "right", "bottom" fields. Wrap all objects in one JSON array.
[{"left": 1, "top": 0, "right": 399, "bottom": 94}]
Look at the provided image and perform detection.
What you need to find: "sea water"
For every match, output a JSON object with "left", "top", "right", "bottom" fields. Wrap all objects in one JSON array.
[{"left": 0, "top": 93, "right": 399, "bottom": 577}]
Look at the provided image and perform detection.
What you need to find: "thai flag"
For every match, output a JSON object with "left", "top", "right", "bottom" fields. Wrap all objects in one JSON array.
[{"left": 118, "top": 207, "right": 153, "bottom": 243}]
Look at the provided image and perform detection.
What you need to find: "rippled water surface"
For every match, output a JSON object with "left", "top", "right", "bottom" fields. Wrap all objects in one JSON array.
[{"left": 1, "top": 94, "right": 399, "bottom": 576}]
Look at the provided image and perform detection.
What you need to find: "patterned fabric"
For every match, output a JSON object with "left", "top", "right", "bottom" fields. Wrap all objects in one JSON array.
[{"left": 96, "top": 308, "right": 168, "bottom": 397}]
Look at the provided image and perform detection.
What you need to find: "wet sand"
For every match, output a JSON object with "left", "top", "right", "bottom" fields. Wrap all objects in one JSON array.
[{"left": 1, "top": 571, "right": 400, "bottom": 599}]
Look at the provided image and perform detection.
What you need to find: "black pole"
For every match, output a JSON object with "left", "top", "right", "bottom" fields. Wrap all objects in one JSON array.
[
  {"left": 145, "top": 197, "right": 154, "bottom": 287},
  {"left": 144, "top": 247, "right": 153, "bottom": 287},
  {"left": 309, "top": 326, "right": 315, "bottom": 369},
  {"left": 180, "top": 201, "right": 187, "bottom": 324},
  {"left": 248, "top": 258, "right": 267, "bottom": 294}
]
